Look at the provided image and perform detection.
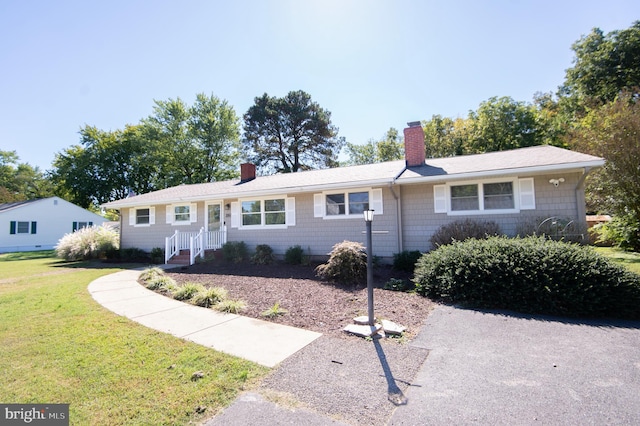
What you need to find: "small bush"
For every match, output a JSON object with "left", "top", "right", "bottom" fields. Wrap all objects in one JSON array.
[
  {"left": 384, "top": 278, "right": 412, "bottom": 292},
  {"left": 216, "top": 299, "right": 247, "bottom": 314},
  {"left": 285, "top": 245, "right": 304, "bottom": 265},
  {"left": 429, "top": 219, "right": 501, "bottom": 249},
  {"left": 150, "top": 247, "right": 164, "bottom": 264},
  {"left": 119, "top": 248, "right": 151, "bottom": 262},
  {"left": 222, "top": 241, "right": 248, "bottom": 263},
  {"left": 261, "top": 302, "right": 288, "bottom": 318},
  {"left": 146, "top": 275, "right": 178, "bottom": 292},
  {"left": 55, "top": 225, "right": 119, "bottom": 261},
  {"left": 192, "top": 287, "right": 228, "bottom": 308},
  {"left": 251, "top": 244, "right": 275, "bottom": 265},
  {"left": 173, "top": 283, "right": 205, "bottom": 301},
  {"left": 413, "top": 236, "right": 640, "bottom": 320},
  {"left": 393, "top": 250, "right": 421, "bottom": 272},
  {"left": 139, "top": 267, "right": 165, "bottom": 283},
  {"left": 315, "top": 240, "right": 367, "bottom": 284}
]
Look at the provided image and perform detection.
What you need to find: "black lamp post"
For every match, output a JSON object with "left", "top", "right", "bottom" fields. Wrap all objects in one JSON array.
[{"left": 363, "top": 209, "right": 375, "bottom": 326}]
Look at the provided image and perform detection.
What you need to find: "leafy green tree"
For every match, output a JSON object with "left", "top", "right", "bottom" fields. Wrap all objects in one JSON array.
[
  {"left": 345, "top": 128, "right": 403, "bottom": 165},
  {"left": 142, "top": 93, "right": 241, "bottom": 186},
  {"left": 567, "top": 90, "right": 640, "bottom": 223},
  {"left": 422, "top": 115, "right": 470, "bottom": 158},
  {"left": 560, "top": 21, "right": 640, "bottom": 107},
  {"left": 0, "top": 150, "right": 54, "bottom": 202},
  {"left": 243, "top": 90, "right": 344, "bottom": 173},
  {"left": 52, "top": 124, "right": 162, "bottom": 208},
  {"left": 466, "top": 96, "right": 543, "bottom": 153}
]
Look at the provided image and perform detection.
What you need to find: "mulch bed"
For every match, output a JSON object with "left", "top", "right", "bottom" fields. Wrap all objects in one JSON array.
[{"left": 166, "top": 260, "right": 435, "bottom": 341}]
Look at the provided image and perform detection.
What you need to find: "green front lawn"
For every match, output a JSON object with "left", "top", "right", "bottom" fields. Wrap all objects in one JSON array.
[
  {"left": 0, "top": 251, "right": 268, "bottom": 425},
  {"left": 594, "top": 246, "right": 640, "bottom": 275}
]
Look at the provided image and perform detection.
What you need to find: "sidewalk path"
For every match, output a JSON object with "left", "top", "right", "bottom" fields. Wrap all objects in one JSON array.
[{"left": 88, "top": 269, "right": 321, "bottom": 368}]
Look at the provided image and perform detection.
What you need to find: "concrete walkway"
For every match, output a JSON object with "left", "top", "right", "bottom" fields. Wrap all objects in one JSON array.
[{"left": 87, "top": 269, "right": 321, "bottom": 368}]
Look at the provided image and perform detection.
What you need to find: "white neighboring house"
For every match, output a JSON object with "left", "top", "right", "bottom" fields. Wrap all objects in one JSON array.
[{"left": 0, "top": 197, "right": 107, "bottom": 253}]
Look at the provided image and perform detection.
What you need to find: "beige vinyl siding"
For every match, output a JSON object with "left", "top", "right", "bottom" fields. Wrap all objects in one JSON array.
[
  {"left": 401, "top": 172, "right": 585, "bottom": 253},
  {"left": 120, "top": 203, "right": 206, "bottom": 252},
  {"left": 225, "top": 187, "right": 400, "bottom": 261}
]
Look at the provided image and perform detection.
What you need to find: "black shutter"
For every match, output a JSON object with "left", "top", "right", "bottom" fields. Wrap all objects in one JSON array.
[
  {"left": 73, "top": 222, "right": 78, "bottom": 231},
  {"left": 31, "top": 222, "right": 37, "bottom": 234},
  {"left": 10, "top": 221, "right": 16, "bottom": 234}
]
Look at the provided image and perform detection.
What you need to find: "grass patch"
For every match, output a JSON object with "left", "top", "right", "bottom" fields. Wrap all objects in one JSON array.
[
  {"left": 0, "top": 252, "right": 268, "bottom": 425},
  {"left": 595, "top": 247, "right": 640, "bottom": 275}
]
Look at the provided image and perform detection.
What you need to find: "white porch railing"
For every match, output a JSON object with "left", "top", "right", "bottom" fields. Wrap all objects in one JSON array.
[{"left": 165, "top": 227, "right": 227, "bottom": 265}]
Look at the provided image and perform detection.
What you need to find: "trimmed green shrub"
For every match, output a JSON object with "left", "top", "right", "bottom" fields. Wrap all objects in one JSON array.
[
  {"left": 414, "top": 236, "right": 640, "bottom": 320},
  {"left": 315, "top": 240, "right": 367, "bottom": 284},
  {"left": 251, "top": 244, "right": 275, "bottom": 265},
  {"left": 55, "top": 225, "right": 119, "bottom": 261},
  {"left": 192, "top": 287, "right": 228, "bottom": 308},
  {"left": 429, "top": 219, "right": 501, "bottom": 249},
  {"left": 222, "top": 241, "right": 248, "bottom": 263},
  {"left": 173, "top": 283, "right": 205, "bottom": 301},
  {"left": 150, "top": 247, "right": 164, "bottom": 264},
  {"left": 393, "top": 250, "right": 421, "bottom": 272},
  {"left": 285, "top": 245, "right": 304, "bottom": 265}
]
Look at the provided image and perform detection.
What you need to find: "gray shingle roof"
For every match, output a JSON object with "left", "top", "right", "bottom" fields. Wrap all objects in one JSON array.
[
  {"left": 103, "top": 146, "right": 604, "bottom": 209},
  {"left": 398, "top": 145, "right": 604, "bottom": 182}
]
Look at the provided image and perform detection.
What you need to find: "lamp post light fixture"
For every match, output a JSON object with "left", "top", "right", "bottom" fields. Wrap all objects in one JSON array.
[{"left": 363, "top": 209, "right": 375, "bottom": 326}]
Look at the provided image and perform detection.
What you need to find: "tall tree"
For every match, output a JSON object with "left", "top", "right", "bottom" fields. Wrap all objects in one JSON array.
[
  {"left": 567, "top": 90, "right": 640, "bottom": 219},
  {"left": 51, "top": 125, "right": 156, "bottom": 208},
  {"left": 422, "top": 115, "right": 470, "bottom": 158},
  {"left": 143, "top": 94, "right": 240, "bottom": 186},
  {"left": 466, "top": 96, "right": 542, "bottom": 153},
  {"left": 0, "top": 150, "right": 54, "bottom": 202},
  {"left": 560, "top": 21, "right": 640, "bottom": 107},
  {"left": 345, "top": 128, "right": 404, "bottom": 165},
  {"left": 243, "top": 90, "right": 344, "bottom": 173}
]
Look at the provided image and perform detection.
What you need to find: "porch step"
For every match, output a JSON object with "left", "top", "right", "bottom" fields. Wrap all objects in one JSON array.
[{"left": 168, "top": 249, "right": 191, "bottom": 265}]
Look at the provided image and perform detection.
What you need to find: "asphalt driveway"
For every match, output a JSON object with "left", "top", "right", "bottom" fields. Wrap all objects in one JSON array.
[
  {"left": 208, "top": 304, "right": 640, "bottom": 425},
  {"left": 390, "top": 305, "right": 640, "bottom": 425}
]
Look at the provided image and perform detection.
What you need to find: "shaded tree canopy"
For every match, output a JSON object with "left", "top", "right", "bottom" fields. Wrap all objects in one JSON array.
[
  {"left": 560, "top": 21, "right": 640, "bottom": 106},
  {"left": 0, "top": 150, "right": 53, "bottom": 203},
  {"left": 567, "top": 90, "right": 640, "bottom": 218},
  {"left": 243, "top": 90, "right": 344, "bottom": 173},
  {"left": 345, "top": 128, "right": 404, "bottom": 165},
  {"left": 51, "top": 93, "right": 241, "bottom": 208}
]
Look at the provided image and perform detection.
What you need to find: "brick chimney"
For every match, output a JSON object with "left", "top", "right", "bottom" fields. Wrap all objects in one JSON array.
[
  {"left": 240, "top": 163, "right": 256, "bottom": 182},
  {"left": 403, "top": 121, "right": 426, "bottom": 167}
]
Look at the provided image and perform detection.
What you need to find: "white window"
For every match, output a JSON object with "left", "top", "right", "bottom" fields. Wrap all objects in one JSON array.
[
  {"left": 231, "top": 196, "right": 295, "bottom": 229},
  {"left": 10, "top": 221, "right": 35, "bottom": 234},
  {"left": 434, "top": 178, "right": 534, "bottom": 215},
  {"left": 314, "top": 188, "right": 383, "bottom": 219},
  {"left": 72, "top": 221, "right": 94, "bottom": 231},
  {"left": 166, "top": 204, "right": 197, "bottom": 226},
  {"left": 128, "top": 206, "right": 156, "bottom": 227}
]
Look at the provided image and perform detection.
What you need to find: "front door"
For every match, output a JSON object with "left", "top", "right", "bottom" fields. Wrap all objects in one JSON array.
[{"left": 207, "top": 203, "right": 222, "bottom": 232}]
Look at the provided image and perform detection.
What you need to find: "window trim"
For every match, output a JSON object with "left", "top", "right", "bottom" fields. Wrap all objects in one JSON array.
[
  {"left": 231, "top": 196, "right": 295, "bottom": 229},
  {"left": 166, "top": 203, "right": 197, "bottom": 226},
  {"left": 434, "top": 177, "right": 535, "bottom": 215},
  {"left": 129, "top": 206, "right": 155, "bottom": 227},
  {"left": 314, "top": 188, "right": 383, "bottom": 219}
]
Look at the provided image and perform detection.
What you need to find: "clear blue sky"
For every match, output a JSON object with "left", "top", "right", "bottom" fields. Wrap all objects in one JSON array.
[{"left": 1, "top": 0, "right": 638, "bottom": 171}]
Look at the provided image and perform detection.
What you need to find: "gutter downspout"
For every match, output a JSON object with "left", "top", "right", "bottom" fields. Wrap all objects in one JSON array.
[
  {"left": 575, "top": 167, "right": 594, "bottom": 229},
  {"left": 389, "top": 166, "right": 407, "bottom": 253}
]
